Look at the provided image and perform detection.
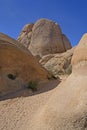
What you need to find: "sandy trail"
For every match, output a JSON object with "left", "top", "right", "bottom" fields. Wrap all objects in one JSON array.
[{"left": 0, "top": 77, "right": 66, "bottom": 130}]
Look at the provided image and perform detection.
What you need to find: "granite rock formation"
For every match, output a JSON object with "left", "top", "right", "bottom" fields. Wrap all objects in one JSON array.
[
  {"left": 39, "top": 47, "right": 75, "bottom": 77},
  {"left": 18, "top": 24, "right": 34, "bottom": 48},
  {"left": 29, "top": 34, "right": 87, "bottom": 130},
  {"left": 18, "top": 19, "right": 72, "bottom": 57}
]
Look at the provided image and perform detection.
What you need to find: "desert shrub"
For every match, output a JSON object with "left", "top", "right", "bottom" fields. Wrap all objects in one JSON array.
[
  {"left": 27, "top": 81, "right": 38, "bottom": 91},
  {"left": 65, "top": 64, "right": 72, "bottom": 75},
  {"left": 7, "top": 74, "right": 16, "bottom": 80}
]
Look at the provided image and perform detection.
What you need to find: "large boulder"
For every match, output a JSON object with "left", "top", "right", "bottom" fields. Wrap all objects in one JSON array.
[
  {"left": 18, "top": 19, "right": 71, "bottom": 57},
  {"left": 30, "top": 34, "right": 87, "bottom": 130},
  {"left": 0, "top": 33, "right": 50, "bottom": 96}
]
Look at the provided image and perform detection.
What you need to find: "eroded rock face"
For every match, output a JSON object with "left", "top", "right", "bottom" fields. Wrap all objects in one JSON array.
[
  {"left": 39, "top": 47, "right": 74, "bottom": 77},
  {"left": 29, "top": 19, "right": 64, "bottom": 56},
  {"left": 62, "top": 34, "right": 72, "bottom": 50},
  {"left": 18, "top": 23, "right": 34, "bottom": 47},
  {"left": 72, "top": 33, "right": 87, "bottom": 69},
  {"left": 18, "top": 19, "right": 72, "bottom": 57},
  {"left": 0, "top": 33, "right": 50, "bottom": 95}
]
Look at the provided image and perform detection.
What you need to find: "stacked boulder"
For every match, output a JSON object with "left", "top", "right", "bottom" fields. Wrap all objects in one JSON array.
[{"left": 18, "top": 19, "right": 72, "bottom": 57}]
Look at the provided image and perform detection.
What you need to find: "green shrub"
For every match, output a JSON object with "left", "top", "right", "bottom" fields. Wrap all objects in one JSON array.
[
  {"left": 7, "top": 74, "right": 16, "bottom": 80},
  {"left": 27, "top": 81, "right": 38, "bottom": 91}
]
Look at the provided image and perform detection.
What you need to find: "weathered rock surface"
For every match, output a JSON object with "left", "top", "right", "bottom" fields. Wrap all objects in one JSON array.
[
  {"left": 30, "top": 73, "right": 87, "bottom": 130},
  {"left": 18, "top": 19, "right": 72, "bottom": 57},
  {"left": 0, "top": 33, "right": 50, "bottom": 96},
  {"left": 39, "top": 47, "right": 74, "bottom": 77},
  {"left": 29, "top": 34, "right": 87, "bottom": 130},
  {"left": 72, "top": 33, "right": 87, "bottom": 69},
  {"left": 18, "top": 24, "right": 34, "bottom": 47},
  {"left": 62, "top": 34, "right": 72, "bottom": 50}
]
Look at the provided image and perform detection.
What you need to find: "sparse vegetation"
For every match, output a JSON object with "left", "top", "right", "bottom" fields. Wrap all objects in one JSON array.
[
  {"left": 7, "top": 73, "right": 17, "bottom": 80},
  {"left": 27, "top": 81, "right": 38, "bottom": 91},
  {"left": 65, "top": 64, "right": 72, "bottom": 75}
]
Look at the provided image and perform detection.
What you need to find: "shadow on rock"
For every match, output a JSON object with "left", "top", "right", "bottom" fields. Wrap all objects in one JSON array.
[{"left": 0, "top": 78, "right": 61, "bottom": 101}]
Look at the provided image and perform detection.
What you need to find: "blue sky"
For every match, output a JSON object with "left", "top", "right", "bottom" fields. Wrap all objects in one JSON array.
[{"left": 0, "top": 0, "right": 87, "bottom": 46}]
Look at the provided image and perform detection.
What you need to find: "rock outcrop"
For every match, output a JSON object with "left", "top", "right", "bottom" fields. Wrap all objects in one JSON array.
[
  {"left": 18, "top": 19, "right": 72, "bottom": 57},
  {"left": 18, "top": 23, "right": 34, "bottom": 47},
  {"left": 39, "top": 47, "right": 74, "bottom": 77},
  {"left": 29, "top": 34, "right": 87, "bottom": 130},
  {"left": 0, "top": 33, "right": 50, "bottom": 96},
  {"left": 72, "top": 33, "right": 87, "bottom": 69}
]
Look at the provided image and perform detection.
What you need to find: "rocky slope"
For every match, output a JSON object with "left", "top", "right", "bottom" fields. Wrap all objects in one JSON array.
[
  {"left": 18, "top": 18, "right": 72, "bottom": 57},
  {"left": 0, "top": 33, "right": 51, "bottom": 96},
  {"left": 29, "top": 33, "right": 87, "bottom": 130}
]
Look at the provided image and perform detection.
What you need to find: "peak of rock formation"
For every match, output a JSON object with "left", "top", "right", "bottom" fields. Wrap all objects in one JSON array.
[{"left": 18, "top": 18, "right": 72, "bottom": 57}]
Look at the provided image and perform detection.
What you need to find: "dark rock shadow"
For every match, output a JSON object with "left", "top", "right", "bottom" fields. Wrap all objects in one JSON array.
[{"left": 0, "top": 78, "right": 61, "bottom": 101}]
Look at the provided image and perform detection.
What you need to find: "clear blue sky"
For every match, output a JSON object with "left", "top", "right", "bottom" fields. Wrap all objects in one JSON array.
[{"left": 0, "top": 0, "right": 87, "bottom": 46}]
